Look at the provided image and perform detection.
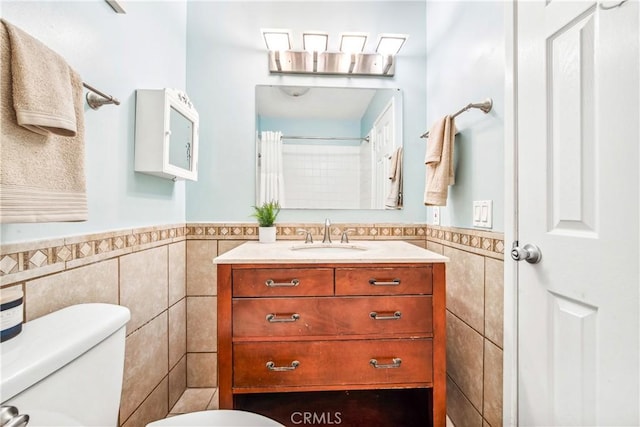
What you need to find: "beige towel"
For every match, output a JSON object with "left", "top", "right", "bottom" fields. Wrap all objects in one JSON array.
[
  {"left": 0, "top": 21, "right": 87, "bottom": 223},
  {"left": 424, "top": 115, "right": 456, "bottom": 206},
  {"left": 1, "top": 19, "right": 77, "bottom": 137},
  {"left": 385, "top": 146, "right": 403, "bottom": 209}
]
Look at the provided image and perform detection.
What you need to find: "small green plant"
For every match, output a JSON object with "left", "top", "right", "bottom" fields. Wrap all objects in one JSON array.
[{"left": 251, "top": 200, "right": 281, "bottom": 227}]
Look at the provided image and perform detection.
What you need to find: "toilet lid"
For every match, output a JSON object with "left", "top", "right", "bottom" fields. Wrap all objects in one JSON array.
[{"left": 146, "top": 410, "right": 284, "bottom": 427}]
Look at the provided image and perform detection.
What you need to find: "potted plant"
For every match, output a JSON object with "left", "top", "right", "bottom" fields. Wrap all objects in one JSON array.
[{"left": 252, "top": 200, "right": 281, "bottom": 243}]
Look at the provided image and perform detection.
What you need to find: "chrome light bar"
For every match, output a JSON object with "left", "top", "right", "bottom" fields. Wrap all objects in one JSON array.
[{"left": 268, "top": 51, "right": 395, "bottom": 77}]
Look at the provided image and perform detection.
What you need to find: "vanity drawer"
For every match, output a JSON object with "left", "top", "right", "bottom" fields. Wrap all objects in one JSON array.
[
  {"left": 233, "top": 296, "right": 433, "bottom": 337},
  {"left": 233, "top": 268, "right": 334, "bottom": 297},
  {"left": 233, "top": 339, "right": 433, "bottom": 389},
  {"left": 335, "top": 267, "right": 432, "bottom": 296}
]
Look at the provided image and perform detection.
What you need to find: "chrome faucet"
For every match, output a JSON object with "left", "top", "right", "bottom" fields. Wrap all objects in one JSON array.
[
  {"left": 322, "top": 218, "right": 332, "bottom": 243},
  {"left": 297, "top": 229, "right": 313, "bottom": 244},
  {"left": 341, "top": 229, "right": 354, "bottom": 244}
]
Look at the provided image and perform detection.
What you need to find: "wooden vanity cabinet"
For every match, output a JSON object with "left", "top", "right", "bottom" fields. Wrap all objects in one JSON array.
[{"left": 217, "top": 262, "right": 446, "bottom": 427}]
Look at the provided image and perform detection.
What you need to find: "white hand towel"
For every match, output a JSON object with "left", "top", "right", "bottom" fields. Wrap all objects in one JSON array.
[
  {"left": 424, "top": 115, "right": 456, "bottom": 206},
  {"left": 2, "top": 19, "right": 77, "bottom": 137}
]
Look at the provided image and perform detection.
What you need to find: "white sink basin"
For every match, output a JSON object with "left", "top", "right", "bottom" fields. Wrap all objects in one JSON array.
[{"left": 290, "top": 243, "right": 368, "bottom": 255}]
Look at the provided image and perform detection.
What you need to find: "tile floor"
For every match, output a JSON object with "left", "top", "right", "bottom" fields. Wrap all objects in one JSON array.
[
  {"left": 169, "top": 388, "right": 455, "bottom": 426},
  {"left": 168, "top": 388, "right": 218, "bottom": 417}
]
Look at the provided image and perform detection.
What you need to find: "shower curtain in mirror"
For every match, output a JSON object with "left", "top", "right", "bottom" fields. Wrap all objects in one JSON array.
[{"left": 259, "top": 130, "right": 285, "bottom": 205}]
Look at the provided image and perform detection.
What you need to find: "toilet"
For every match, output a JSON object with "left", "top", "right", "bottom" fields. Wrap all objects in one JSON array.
[
  {"left": 1, "top": 303, "right": 131, "bottom": 425},
  {"left": 0, "top": 303, "right": 281, "bottom": 427},
  {"left": 146, "top": 409, "right": 283, "bottom": 426}
]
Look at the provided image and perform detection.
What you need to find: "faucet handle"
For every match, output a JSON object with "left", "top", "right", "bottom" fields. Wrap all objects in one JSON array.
[
  {"left": 340, "top": 229, "right": 355, "bottom": 244},
  {"left": 296, "top": 229, "right": 313, "bottom": 244}
]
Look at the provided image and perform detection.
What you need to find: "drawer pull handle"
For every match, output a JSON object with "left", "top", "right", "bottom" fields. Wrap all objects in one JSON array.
[
  {"left": 368, "top": 278, "right": 401, "bottom": 286},
  {"left": 369, "top": 358, "right": 402, "bottom": 369},
  {"left": 266, "top": 313, "right": 301, "bottom": 323},
  {"left": 369, "top": 311, "right": 402, "bottom": 320},
  {"left": 265, "top": 279, "right": 300, "bottom": 287},
  {"left": 266, "top": 360, "right": 300, "bottom": 371}
]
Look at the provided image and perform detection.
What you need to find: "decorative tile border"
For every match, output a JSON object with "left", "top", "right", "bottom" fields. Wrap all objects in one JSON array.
[
  {"left": 186, "top": 222, "right": 428, "bottom": 241},
  {"left": 0, "top": 222, "right": 503, "bottom": 287},
  {"left": 0, "top": 224, "right": 186, "bottom": 287},
  {"left": 426, "top": 224, "right": 504, "bottom": 260}
]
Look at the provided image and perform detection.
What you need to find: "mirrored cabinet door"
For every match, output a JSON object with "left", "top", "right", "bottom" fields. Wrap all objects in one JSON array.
[
  {"left": 168, "top": 106, "right": 194, "bottom": 171},
  {"left": 135, "top": 88, "right": 199, "bottom": 181}
]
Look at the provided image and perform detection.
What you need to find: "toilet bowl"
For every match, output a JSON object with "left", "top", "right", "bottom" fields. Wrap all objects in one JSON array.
[{"left": 146, "top": 409, "right": 284, "bottom": 426}]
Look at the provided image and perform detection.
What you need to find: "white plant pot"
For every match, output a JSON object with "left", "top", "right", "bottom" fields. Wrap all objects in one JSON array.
[{"left": 258, "top": 226, "right": 276, "bottom": 243}]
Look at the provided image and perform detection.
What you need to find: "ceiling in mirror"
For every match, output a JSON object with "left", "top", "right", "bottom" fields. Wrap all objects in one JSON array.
[
  {"left": 256, "top": 86, "right": 378, "bottom": 120},
  {"left": 256, "top": 85, "right": 403, "bottom": 210}
]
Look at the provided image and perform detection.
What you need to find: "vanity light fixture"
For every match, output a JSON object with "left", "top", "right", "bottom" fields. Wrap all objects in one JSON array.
[
  {"left": 375, "top": 34, "right": 408, "bottom": 75},
  {"left": 302, "top": 32, "right": 328, "bottom": 72},
  {"left": 375, "top": 34, "right": 408, "bottom": 56},
  {"left": 261, "top": 29, "right": 292, "bottom": 51},
  {"left": 261, "top": 29, "right": 408, "bottom": 77},
  {"left": 340, "top": 33, "right": 368, "bottom": 74},
  {"left": 339, "top": 32, "right": 368, "bottom": 53},
  {"left": 302, "top": 32, "right": 329, "bottom": 52}
]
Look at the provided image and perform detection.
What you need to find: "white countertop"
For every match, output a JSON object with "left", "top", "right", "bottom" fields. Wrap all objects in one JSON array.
[{"left": 213, "top": 240, "right": 448, "bottom": 264}]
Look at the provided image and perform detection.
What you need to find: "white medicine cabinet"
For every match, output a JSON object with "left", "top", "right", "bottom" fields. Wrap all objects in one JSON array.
[{"left": 134, "top": 88, "right": 199, "bottom": 181}]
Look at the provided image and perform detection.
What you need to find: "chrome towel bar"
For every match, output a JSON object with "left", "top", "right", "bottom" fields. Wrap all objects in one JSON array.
[
  {"left": 420, "top": 98, "right": 493, "bottom": 139},
  {"left": 82, "top": 82, "right": 120, "bottom": 110}
]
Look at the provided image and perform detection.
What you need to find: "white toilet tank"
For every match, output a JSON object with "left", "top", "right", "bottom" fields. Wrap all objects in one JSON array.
[{"left": 1, "top": 303, "right": 130, "bottom": 426}]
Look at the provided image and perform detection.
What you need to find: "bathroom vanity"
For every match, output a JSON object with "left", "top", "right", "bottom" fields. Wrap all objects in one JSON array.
[{"left": 215, "top": 241, "right": 447, "bottom": 427}]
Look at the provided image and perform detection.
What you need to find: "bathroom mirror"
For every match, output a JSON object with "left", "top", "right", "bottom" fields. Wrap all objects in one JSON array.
[
  {"left": 255, "top": 85, "right": 403, "bottom": 210},
  {"left": 168, "top": 107, "right": 193, "bottom": 171}
]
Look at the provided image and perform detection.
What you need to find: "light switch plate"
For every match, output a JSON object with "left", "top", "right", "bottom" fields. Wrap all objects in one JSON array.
[
  {"left": 473, "top": 200, "right": 493, "bottom": 229},
  {"left": 432, "top": 207, "right": 440, "bottom": 225}
]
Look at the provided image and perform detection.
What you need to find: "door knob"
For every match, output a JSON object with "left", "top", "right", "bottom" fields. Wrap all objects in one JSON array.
[{"left": 511, "top": 242, "right": 542, "bottom": 264}]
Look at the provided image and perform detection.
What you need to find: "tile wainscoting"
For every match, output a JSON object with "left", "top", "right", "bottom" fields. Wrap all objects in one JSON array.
[
  {"left": 427, "top": 224, "right": 505, "bottom": 427},
  {"left": 0, "top": 222, "right": 503, "bottom": 427}
]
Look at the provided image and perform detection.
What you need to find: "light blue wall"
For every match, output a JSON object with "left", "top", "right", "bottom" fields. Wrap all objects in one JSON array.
[
  {"left": 1, "top": 1, "right": 188, "bottom": 244},
  {"left": 185, "top": 1, "right": 428, "bottom": 224},
  {"left": 0, "top": 1, "right": 505, "bottom": 244},
  {"left": 425, "top": 1, "right": 505, "bottom": 231}
]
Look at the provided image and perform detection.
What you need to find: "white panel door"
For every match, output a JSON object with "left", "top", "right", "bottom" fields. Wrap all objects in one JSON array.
[
  {"left": 372, "top": 99, "right": 396, "bottom": 209},
  {"left": 515, "top": 1, "right": 639, "bottom": 425}
]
